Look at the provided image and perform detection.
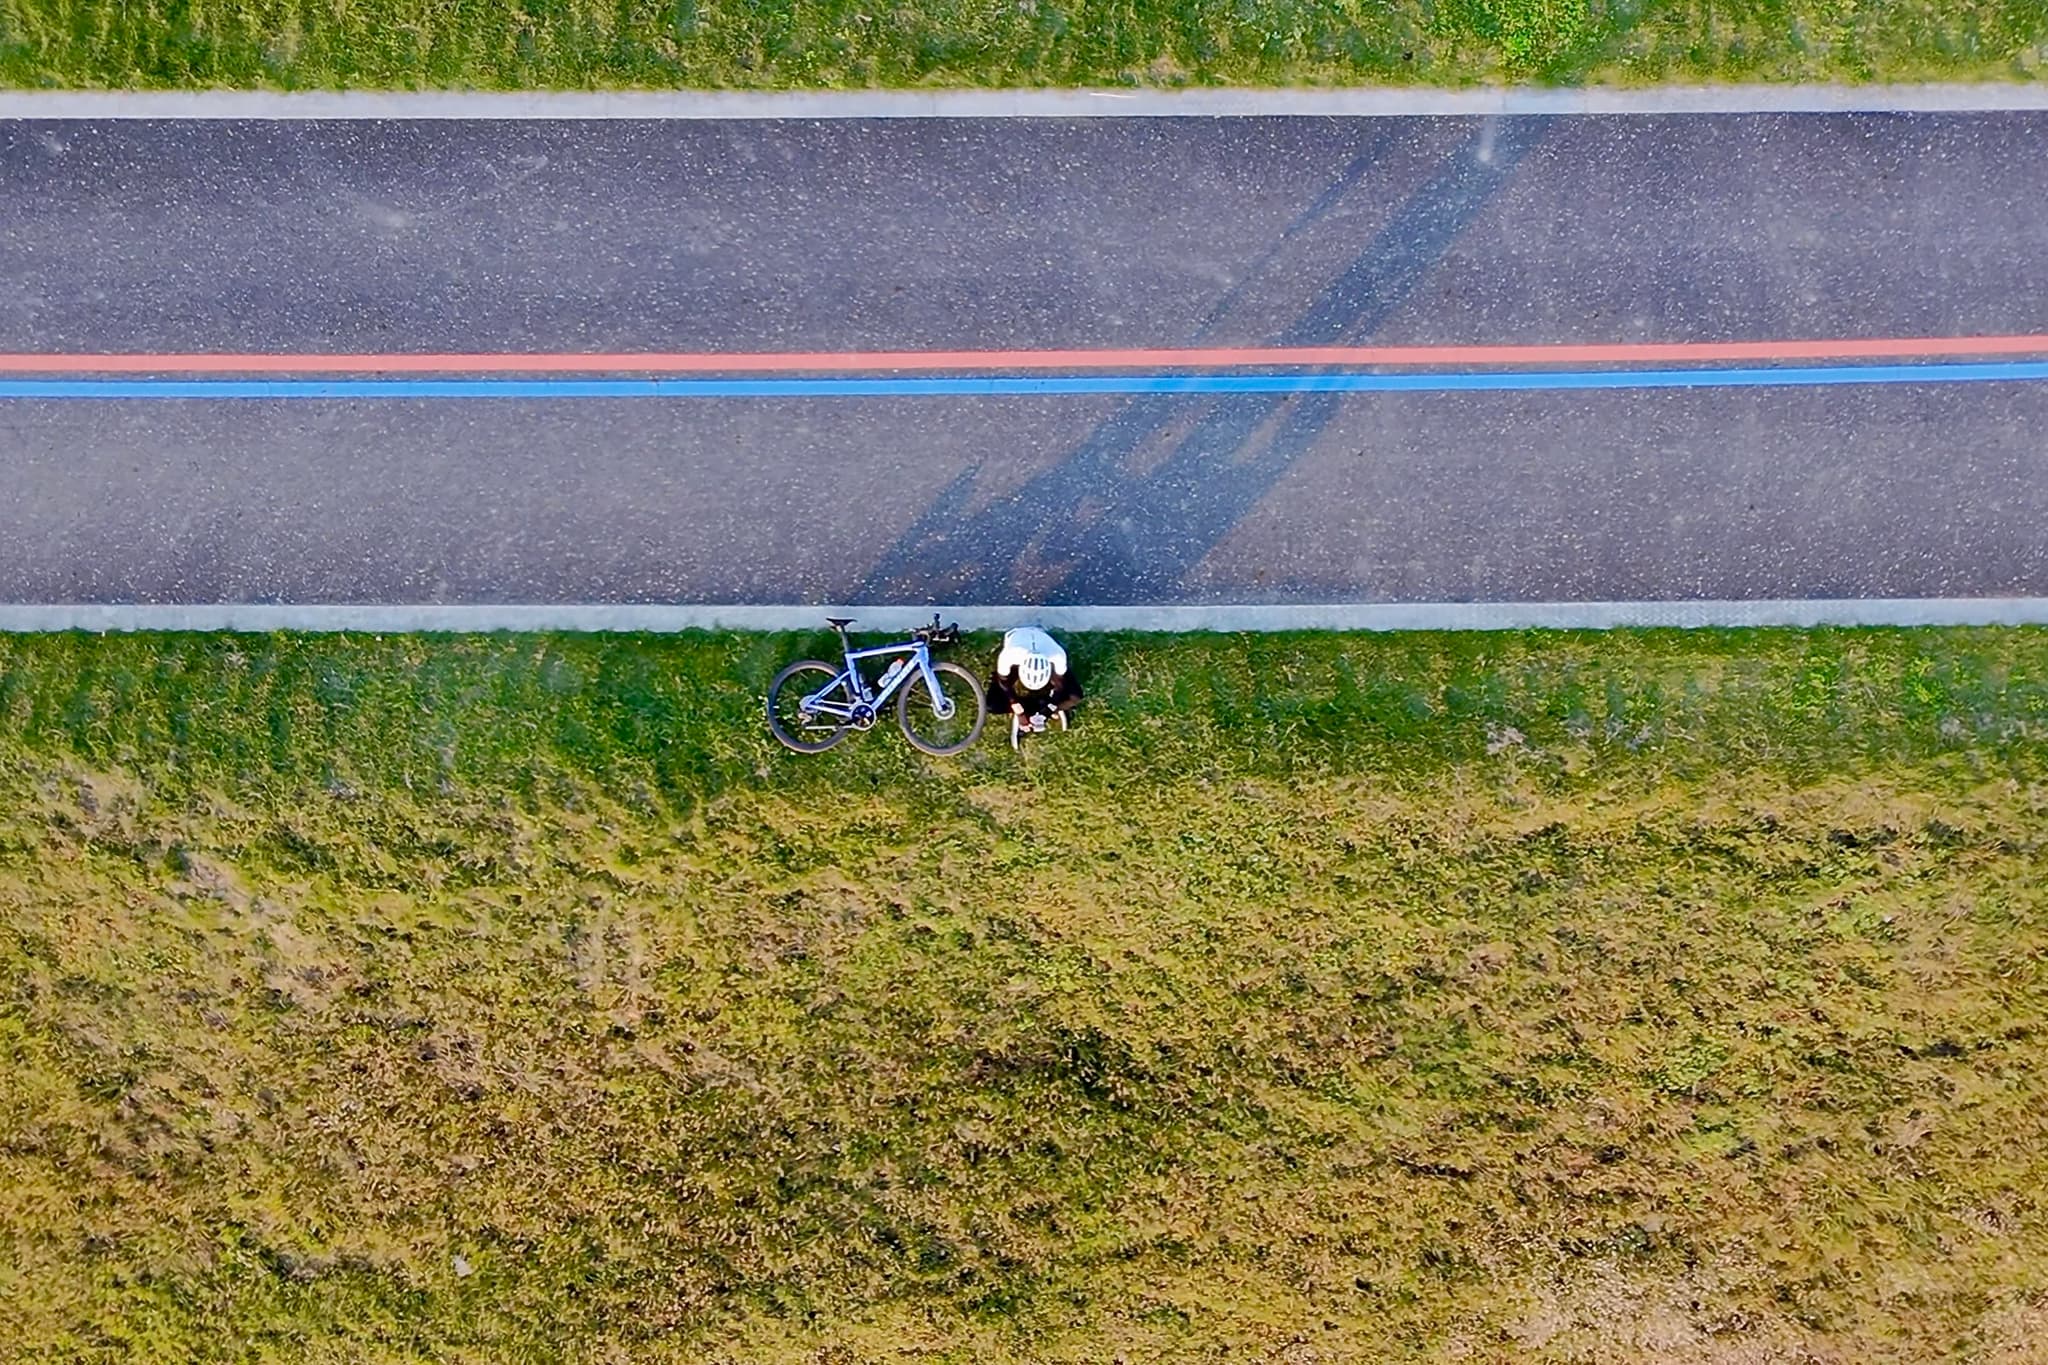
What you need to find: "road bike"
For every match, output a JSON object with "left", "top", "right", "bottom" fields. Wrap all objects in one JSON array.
[{"left": 767, "top": 615, "right": 986, "bottom": 756}]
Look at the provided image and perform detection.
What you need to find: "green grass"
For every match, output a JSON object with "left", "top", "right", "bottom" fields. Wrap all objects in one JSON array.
[
  {"left": 1, "top": 0, "right": 2046, "bottom": 90},
  {"left": 3, "top": 626, "right": 2048, "bottom": 1362}
]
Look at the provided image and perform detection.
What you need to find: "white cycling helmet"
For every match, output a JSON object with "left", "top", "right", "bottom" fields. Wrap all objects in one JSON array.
[{"left": 997, "top": 626, "right": 1066, "bottom": 692}]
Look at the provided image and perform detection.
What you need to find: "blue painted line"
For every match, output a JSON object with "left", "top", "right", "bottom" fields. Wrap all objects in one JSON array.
[{"left": 4, "top": 361, "right": 2048, "bottom": 399}]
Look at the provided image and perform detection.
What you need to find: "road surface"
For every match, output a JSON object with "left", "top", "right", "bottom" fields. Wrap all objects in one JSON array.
[{"left": 1, "top": 114, "right": 2044, "bottom": 606}]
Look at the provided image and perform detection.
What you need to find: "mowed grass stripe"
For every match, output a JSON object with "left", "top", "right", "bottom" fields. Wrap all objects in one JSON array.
[{"left": 2, "top": 0, "right": 2046, "bottom": 90}]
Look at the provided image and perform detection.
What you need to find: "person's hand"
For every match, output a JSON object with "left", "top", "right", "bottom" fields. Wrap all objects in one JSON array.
[{"left": 1011, "top": 703, "right": 1024, "bottom": 715}]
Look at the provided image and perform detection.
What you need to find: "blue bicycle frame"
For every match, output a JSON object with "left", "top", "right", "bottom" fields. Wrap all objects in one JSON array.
[{"left": 803, "top": 632, "right": 958, "bottom": 722}]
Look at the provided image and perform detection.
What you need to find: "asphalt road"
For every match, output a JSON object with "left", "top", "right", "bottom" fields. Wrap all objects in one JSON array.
[{"left": 2, "top": 115, "right": 2045, "bottom": 605}]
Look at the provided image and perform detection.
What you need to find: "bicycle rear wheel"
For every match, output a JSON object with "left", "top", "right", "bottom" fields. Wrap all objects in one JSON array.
[
  {"left": 897, "top": 661, "right": 986, "bottom": 756},
  {"left": 768, "top": 660, "right": 851, "bottom": 753}
]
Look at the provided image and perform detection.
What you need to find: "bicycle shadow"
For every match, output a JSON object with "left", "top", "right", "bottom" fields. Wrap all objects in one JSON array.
[{"left": 859, "top": 116, "right": 1551, "bottom": 606}]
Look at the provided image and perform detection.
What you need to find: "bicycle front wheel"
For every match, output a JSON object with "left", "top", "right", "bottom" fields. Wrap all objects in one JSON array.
[
  {"left": 897, "top": 661, "right": 986, "bottom": 756},
  {"left": 768, "top": 660, "right": 851, "bottom": 753}
]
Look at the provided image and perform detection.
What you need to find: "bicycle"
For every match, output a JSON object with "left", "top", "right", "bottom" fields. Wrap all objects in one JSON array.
[{"left": 767, "top": 615, "right": 987, "bottom": 756}]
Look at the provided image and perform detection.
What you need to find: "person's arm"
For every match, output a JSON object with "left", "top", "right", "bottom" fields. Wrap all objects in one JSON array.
[
  {"left": 1050, "top": 670, "right": 1083, "bottom": 712},
  {"left": 987, "top": 670, "right": 1020, "bottom": 714}
]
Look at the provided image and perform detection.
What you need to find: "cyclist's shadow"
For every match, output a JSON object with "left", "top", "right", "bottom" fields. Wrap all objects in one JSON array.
[{"left": 858, "top": 116, "right": 1550, "bottom": 606}]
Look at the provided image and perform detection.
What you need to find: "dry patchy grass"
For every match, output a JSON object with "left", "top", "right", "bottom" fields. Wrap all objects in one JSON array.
[{"left": 1, "top": 627, "right": 2046, "bottom": 1361}]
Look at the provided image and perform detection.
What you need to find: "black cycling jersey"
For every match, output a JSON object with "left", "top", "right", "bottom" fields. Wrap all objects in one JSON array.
[{"left": 987, "top": 666, "right": 1083, "bottom": 721}]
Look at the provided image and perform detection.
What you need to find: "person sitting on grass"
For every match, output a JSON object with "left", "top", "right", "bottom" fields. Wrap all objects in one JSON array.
[{"left": 987, "top": 626, "right": 1082, "bottom": 749}]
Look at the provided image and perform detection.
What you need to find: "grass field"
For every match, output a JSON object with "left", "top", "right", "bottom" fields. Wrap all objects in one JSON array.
[
  {"left": 1, "top": 0, "right": 2046, "bottom": 90},
  {"left": 3, "top": 626, "right": 2048, "bottom": 1362}
]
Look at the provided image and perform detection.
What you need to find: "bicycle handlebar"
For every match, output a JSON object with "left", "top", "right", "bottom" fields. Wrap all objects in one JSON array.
[{"left": 913, "top": 614, "right": 959, "bottom": 646}]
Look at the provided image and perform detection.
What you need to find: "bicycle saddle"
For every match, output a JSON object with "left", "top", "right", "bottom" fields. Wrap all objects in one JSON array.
[{"left": 825, "top": 617, "right": 856, "bottom": 629}]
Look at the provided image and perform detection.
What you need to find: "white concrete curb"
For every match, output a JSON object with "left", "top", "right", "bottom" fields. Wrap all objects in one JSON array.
[
  {"left": 1, "top": 600, "right": 2044, "bottom": 634},
  {"left": 3, "top": 84, "right": 2048, "bottom": 121}
]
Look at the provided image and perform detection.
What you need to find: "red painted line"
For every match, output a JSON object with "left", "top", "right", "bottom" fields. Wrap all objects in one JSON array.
[{"left": 4, "top": 335, "right": 2048, "bottom": 374}]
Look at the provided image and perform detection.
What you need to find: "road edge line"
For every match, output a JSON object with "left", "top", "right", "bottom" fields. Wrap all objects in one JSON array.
[
  {"left": 5, "top": 84, "right": 2048, "bottom": 120},
  {"left": 3, "top": 601, "right": 2046, "bottom": 634}
]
